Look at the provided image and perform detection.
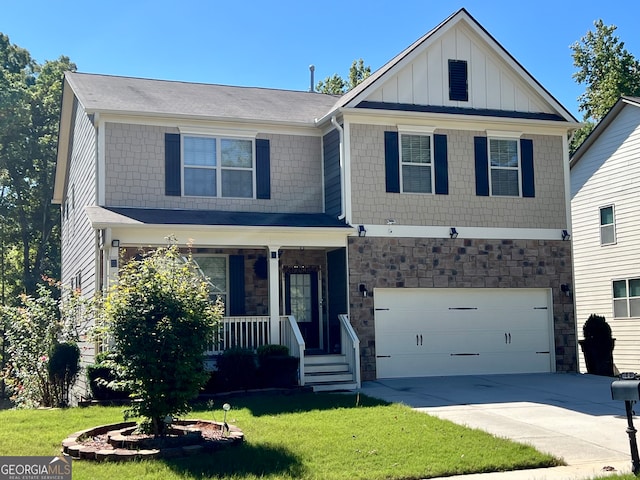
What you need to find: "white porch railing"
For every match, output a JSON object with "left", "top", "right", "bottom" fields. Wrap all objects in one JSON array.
[
  {"left": 338, "top": 314, "right": 361, "bottom": 388},
  {"left": 204, "top": 315, "right": 306, "bottom": 386},
  {"left": 280, "top": 315, "right": 306, "bottom": 385},
  {"left": 205, "top": 316, "right": 271, "bottom": 354}
]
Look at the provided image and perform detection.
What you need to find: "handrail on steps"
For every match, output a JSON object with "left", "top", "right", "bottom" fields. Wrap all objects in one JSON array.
[
  {"left": 280, "top": 315, "right": 306, "bottom": 386},
  {"left": 338, "top": 314, "right": 361, "bottom": 388}
]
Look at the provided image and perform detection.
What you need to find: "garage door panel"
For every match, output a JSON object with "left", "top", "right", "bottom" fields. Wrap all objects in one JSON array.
[{"left": 374, "top": 288, "right": 554, "bottom": 378}]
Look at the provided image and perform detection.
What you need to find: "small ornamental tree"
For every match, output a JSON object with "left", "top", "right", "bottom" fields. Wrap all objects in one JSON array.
[
  {"left": 104, "top": 244, "right": 222, "bottom": 435},
  {"left": 1, "top": 280, "right": 86, "bottom": 408}
]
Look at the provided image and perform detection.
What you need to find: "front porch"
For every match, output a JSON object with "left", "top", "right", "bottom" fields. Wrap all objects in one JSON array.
[
  {"left": 203, "top": 314, "right": 360, "bottom": 391},
  {"left": 89, "top": 205, "right": 358, "bottom": 391}
]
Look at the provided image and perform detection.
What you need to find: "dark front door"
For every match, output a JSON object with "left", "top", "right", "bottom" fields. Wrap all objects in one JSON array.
[{"left": 285, "top": 271, "right": 320, "bottom": 350}]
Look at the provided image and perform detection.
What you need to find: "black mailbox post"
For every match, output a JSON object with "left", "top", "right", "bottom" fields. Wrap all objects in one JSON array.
[{"left": 611, "top": 379, "right": 640, "bottom": 475}]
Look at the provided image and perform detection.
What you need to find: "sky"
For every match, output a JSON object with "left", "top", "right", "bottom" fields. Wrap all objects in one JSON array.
[{"left": 2, "top": 0, "right": 639, "bottom": 120}]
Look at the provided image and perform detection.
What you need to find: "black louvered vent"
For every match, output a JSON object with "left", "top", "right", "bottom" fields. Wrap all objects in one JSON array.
[{"left": 448, "top": 59, "right": 468, "bottom": 101}]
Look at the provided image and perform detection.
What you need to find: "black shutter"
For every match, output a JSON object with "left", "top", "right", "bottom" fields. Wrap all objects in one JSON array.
[
  {"left": 256, "top": 138, "right": 271, "bottom": 199},
  {"left": 384, "top": 131, "right": 400, "bottom": 193},
  {"left": 448, "top": 60, "right": 468, "bottom": 101},
  {"left": 165, "top": 133, "right": 181, "bottom": 196},
  {"left": 520, "top": 138, "right": 535, "bottom": 198},
  {"left": 434, "top": 134, "right": 448, "bottom": 195},
  {"left": 228, "top": 255, "right": 246, "bottom": 316},
  {"left": 474, "top": 136, "right": 489, "bottom": 196}
]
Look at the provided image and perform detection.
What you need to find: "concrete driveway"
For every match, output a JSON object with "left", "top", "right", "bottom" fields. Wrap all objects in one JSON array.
[{"left": 359, "top": 373, "right": 637, "bottom": 479}]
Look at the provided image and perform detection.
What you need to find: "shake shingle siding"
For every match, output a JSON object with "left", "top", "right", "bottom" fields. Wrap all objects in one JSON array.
[{"left": 104, "top": 124, "right": 324, "bottom": 213}]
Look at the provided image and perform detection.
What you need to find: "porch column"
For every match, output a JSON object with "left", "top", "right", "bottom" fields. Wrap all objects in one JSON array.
[{"left": 268, "top": 246, "right": 281, "bottom": 344}]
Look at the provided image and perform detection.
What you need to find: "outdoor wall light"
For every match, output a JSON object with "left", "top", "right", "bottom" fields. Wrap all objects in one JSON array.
[
  {"left": 561, "top": 284, "right": 571, "bottom": 297},
  {"left": 449, "top": 227, "right": 458, "bottom": 239},
  {"left": 562, "top": 230, "right": 571, "bottom": 241},
  {"left": 358, "top": 225, "right": 367, "bottom": 237},
  {"left": 111, "top": 239, "right": 120, "bottom": 248},
  {"left": 386, "top": 218, "right": 396, "bottom": 225},
  {"left": 359, "top": 284, "right": 368, "bottom": 297}
]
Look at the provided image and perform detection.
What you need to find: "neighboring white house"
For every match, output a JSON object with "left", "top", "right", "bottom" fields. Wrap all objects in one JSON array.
[
  {"left": 55, "top": 8, "right": 580, "bottom": 402},
  {"left": 570, "top": 96, "right": 640, "bottom": 375}
]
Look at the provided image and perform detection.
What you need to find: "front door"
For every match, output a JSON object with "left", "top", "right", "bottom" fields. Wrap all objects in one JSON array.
[{"left": 285, "top": 271, "right": 320, "bottom": 350}]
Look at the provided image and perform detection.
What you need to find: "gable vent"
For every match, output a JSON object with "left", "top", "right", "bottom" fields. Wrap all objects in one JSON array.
[{"left": 448, "top": 59, "right": 468, "bottom": 102}]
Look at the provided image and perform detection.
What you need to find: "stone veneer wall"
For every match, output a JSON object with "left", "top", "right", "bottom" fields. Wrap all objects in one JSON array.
[{"left": 347, "top": 237, "right": 576, "bottom": 381}]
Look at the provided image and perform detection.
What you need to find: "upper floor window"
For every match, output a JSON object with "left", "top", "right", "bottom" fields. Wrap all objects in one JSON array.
[
  {"left": 489, "top": 138, "right": 520, "bottom": 196},
  {"left": 613, "top": 278, "right": 640, "bottom": 318},
  {"left": 600, "top": 205, "right": 616, "bottom": 245},
  {"left": 400, "top": 134, "right": 434, "bottom": 193},
  {"left": 183, "top": 136, "right": 254, "bottom": 198}
]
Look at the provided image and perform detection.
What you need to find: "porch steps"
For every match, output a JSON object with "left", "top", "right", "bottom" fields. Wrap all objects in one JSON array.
[{"left": 303, "top": 354, "right": 358, "bottom": 392}]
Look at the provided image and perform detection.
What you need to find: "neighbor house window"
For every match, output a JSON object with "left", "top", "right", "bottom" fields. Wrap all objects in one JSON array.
[
  {"left": 613, "top": 278, "right": 640, "bottom": 318},
  {"left": 600, "top": 205, "right": 616, "bottom": 245},
  {"left": 400, "top": 134, "right": 434, "bottom": 193},
  {"left": 183, "top": 136, "right": 254, "bottom": 198},
  {"left": 193, "top": 255, "right": 228, "bottom": 308},
  {"left": 489, "top": 138, "right": 520, "bottom": 196}
]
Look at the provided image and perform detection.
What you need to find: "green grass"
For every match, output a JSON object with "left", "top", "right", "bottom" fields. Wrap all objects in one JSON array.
[{"left": 0, "top": 392, "right": 562, "bottom": 480}]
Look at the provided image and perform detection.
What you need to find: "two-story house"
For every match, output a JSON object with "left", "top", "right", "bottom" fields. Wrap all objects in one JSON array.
[
  {"left": 571, "top": 96, "right": 640, "bottom": 375},
  {"left": 55, "top": 8, "right": 579, "bottom": 398}
]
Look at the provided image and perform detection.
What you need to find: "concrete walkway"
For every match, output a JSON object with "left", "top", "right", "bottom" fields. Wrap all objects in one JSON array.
[{"left": 359, "top": 373, "right": 637, "bottom": 479}]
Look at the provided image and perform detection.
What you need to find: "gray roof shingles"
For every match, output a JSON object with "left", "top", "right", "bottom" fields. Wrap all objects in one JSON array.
[
  {"left": 87, "top": 206, "right": 350, "bottom": 229},
  {"left": 66, "top": 72, "right": 339, "bottom": 125}
]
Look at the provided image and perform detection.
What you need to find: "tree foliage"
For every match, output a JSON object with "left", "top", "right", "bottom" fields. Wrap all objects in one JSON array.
[
  {"left": 104, "top": 245, "right": 222, "bottom": 435},
  {"left": 316, "top": 58, "right": 371, "bottom": 95},
  {"left": 0, "top": 32, "right": 75, "bottom": 298},
  {"left": 570, "top": 20, "right": 640, "bottom": 153}
]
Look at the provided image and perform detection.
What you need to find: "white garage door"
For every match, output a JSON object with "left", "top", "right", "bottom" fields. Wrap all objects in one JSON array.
[{"left": 374, "top": 288, "right": 554, "bottom": 378}]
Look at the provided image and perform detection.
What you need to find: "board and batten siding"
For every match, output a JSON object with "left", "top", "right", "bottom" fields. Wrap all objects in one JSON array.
[
  {"left": 61, "top": 98, "right": 100, "bottom": 398},
  {"left": 323, "top": 129, "right": 341, "bottom": 217},
  {"left": 367, "top": 22, "right": 549, "bottom": 114},
  {"left": 571, "top": 104, "right": 640, "bottom": 374},
  {"left": 104, "top": 123, "right": 324, "bottom": 213}
]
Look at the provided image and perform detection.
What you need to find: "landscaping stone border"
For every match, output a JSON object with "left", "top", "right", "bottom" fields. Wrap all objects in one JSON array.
[{"left": 62, "top": 419, "right": 243, "bottom": 461}]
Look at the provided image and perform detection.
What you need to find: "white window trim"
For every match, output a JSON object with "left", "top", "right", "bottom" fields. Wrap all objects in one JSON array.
[
  {"left": 399, "top": 132, "right": 435, "bottom": 195},
  {"left": 179, "top": 126, "right": 258, "bottom": 138},
  {"left": 397, "top": 125, "right": 436, "bottom": 135},
  {"left": 612, "top": 277, "right": 640, "bottom": 318},
  {"left": 181, "top": 134, "right": 256, "bottom": 199},
  {"left": 599, "top": 204, "right": 616, "bottom": 246},
  {"left": 487, "top": 137, "right": 522, "bottom": 197},
  {"left": 192, "top": 254, "right": 229, "bottom": 302}
]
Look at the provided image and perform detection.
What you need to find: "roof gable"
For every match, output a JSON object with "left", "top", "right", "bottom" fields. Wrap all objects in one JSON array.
[
  {"left": 329, "top": 8, "right": 576, "bottom": 123},
  {"left": 571, "top": 96, "right": 640, "bottom": 168}
]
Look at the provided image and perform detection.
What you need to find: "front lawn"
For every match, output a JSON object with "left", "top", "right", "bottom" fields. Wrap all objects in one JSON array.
[{"left": 0, "top": 392, "right": 562, "bottom": 480}]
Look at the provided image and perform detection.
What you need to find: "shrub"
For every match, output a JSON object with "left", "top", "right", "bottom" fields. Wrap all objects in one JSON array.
[
  {"left": 257, "top": 344, "right": 298, "bottom": 388},
  {"left": 580, "top": 314, "right": 615, "bottom": 376},
  {"left": 47, "top": 342, "right": 80, "bottom": 407},
  {"left": 257, "top": 344, "right": 289, "bottom": 360},
  {"left": 86, "top": 354, "right": 130, "bottom": 401},
  {"left": 216, "top": 348, "right": 258, "bottom": 391},
  {"left": 104, "top": 244, "right": 222, "bottom": 435}
]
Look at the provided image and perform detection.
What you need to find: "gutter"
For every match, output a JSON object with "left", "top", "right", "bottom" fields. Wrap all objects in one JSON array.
[{"left": 330, "top": 116, "right": 346, "bottom": 221}]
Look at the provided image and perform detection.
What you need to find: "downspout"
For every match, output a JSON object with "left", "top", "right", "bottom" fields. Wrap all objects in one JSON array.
[{"left": 330, "top": 116, "right": 346, "bottom": 221}]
